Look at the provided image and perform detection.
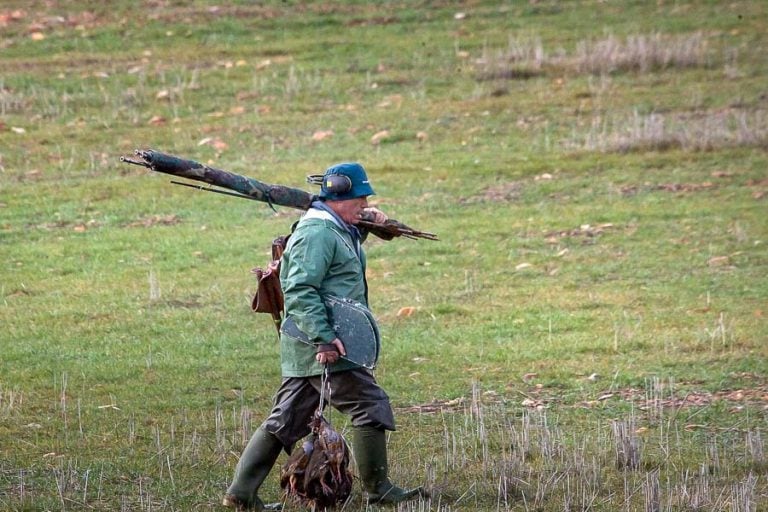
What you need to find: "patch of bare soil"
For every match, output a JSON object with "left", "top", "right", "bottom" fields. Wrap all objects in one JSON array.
[
  {"left": 620, "top": 181, "right": 716, "bottom": 196},
  {"left": 621, "top": 172, "right": 767, "bottom": 200},
  {"left": 747, "top": 177, "right": 768, "bottom": 199},
  {"left": 578, "top": 386, "right": 768, "bottom": 412},
  {"left": 398, "top": 374, "right": 768, "bottom": 415},
  {"left": 345, "top": 16, "right": 400, "bottom": 27},
  {"left": 543, "top": 222, "right": 616, "bottom": 241},
  {"left": 124, "top": 214, "right": 181, "bottom": 228},
  {"left": 460, "top": 181, "right": 522, "bottom": 204},
  {"left": 475, "top": 68, "right": 543, "bottom": 82},
  {"left": 143, "top": 3, "right": 394, "bottom": 24},
  {"left": 32, "top": 219, "right": 102, "bottom": 232},
  {"left": 397, "top": 390, "right": 504, "bottom": 415}
]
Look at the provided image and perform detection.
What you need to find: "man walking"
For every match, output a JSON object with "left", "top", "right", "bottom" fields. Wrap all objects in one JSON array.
[{"left": 223, "top": 162, "right": 423, "bottom": 510}]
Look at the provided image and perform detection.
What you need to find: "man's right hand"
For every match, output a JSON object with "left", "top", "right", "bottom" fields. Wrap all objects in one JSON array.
[{"left": 316, "top": 338, "right": 347, "bottom": 364}]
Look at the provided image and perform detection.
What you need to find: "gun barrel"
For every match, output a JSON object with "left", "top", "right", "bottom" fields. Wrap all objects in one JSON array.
[
  {"left": 133, "top": 149, "right": 314, "bottom": 211},
  {"left": 122, "top": 149, "right": 437, "bottom": 241}
]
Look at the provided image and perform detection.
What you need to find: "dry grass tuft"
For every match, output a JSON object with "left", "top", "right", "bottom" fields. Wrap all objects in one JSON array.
[
  {"left": 611, "top": 416, "right": 642, "bottom": 470},
  {"left": 574, "top": 32, "right": 709, "bottom": 74},
  {"left": 0, "top": 84, "right": 26, "bottom": 115},
  {"left": 471, "top": 33, "right": 547, "bottom": 83},
  {"left": 0, "top": 387, "right": 24, "bottom": 415},
  {"left": 563, "top": 108, "right": 768, "bottom": 153},
  {"left": 397, "top": 388, "right": 767, "bottom": 511},
  {"left": 473, "top": 31, "right": 712, "bottom": 82}
]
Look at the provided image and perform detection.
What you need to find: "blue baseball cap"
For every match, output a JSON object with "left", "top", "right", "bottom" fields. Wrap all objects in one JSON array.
[{"left": 318, "top": 162, "right": 375, "bottom": 200}]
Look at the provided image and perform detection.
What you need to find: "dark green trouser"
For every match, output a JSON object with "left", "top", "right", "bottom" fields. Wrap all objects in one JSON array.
[{"left": 263, "top": 368, "right": 396, "bottom": 448}]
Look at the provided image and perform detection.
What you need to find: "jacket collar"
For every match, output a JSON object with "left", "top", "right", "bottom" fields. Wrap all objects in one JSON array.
[{"left": 309, "top": 200, "right": 362, "bottom": 251}]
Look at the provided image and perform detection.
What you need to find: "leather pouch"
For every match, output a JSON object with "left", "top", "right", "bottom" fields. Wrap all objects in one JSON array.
[{"left": 251, "top": 235, "right": 290, "bottom": 333}]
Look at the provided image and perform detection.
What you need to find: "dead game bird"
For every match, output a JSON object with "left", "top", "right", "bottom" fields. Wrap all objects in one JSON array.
[
  {"left": 280, "top": 439, "right": 314, "bottom": 500},
  {"left": 281, "top": 412, "right": 352, "bottom": 509}
]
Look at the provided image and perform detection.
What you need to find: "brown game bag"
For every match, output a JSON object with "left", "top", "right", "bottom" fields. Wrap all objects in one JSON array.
[{"left": 251, "top": 235, "right": 290, "bottom": 333}]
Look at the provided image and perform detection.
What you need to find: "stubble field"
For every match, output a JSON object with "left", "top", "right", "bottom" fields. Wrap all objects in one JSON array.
[{"left": 1, "top": 1, "right": 766, "bottom": 510}]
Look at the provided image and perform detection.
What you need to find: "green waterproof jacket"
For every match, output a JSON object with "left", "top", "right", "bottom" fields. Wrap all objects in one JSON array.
[{"left": 279, "top": 209, "right": 368, "bottom": 377}]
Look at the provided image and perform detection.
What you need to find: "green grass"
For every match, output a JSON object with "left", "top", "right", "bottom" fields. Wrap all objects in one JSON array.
[{"left": 1, "top": 1, "right": 767, "bottom": 510}]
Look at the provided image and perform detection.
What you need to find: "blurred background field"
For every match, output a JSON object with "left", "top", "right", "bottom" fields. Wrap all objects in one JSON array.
[{"left": 1, "top": 1, "right": 766, "bottom": 510}]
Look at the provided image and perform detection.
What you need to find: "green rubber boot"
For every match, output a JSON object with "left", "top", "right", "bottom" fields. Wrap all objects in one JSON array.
[
  {"left": 223, "top": 426, "right": 283, "bottom": 511},
  {"left": 351, "top": 426, "right": 426, "bottom": 505}
]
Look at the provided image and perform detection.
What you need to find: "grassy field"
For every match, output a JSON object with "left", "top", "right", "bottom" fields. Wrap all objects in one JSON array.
[{"left": 1, "top": 1, "right": 767, "bottom": 510}]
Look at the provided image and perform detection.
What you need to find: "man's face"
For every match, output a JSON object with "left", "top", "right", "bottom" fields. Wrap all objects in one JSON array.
[{"left": 326, "top": 196, "right": 369, "bottom": 225}]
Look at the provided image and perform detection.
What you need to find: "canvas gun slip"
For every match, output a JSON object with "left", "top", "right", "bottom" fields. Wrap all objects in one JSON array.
[{"left": 120, "top": 149, "right": 438, "bottom": 242}]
